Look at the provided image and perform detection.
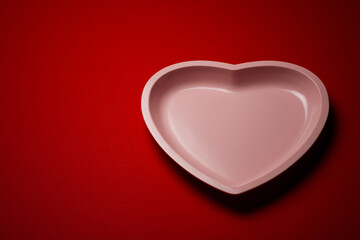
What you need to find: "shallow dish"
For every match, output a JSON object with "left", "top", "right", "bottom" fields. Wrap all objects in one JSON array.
[{"left": 141, "top": 61, "right": 329, "bottom": 194}]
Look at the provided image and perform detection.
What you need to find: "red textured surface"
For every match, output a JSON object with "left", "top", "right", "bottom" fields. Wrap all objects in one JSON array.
[{"left": 0, "top": 0, "right": 359, "bottom": 239}]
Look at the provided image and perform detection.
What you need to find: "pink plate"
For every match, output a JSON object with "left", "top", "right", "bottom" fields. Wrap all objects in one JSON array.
[{"left": 141, "top": 61, "right": 329, "bottom": 194}]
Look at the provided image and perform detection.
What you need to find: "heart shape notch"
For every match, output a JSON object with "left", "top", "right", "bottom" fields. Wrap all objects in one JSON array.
[{"left": 142, "top": 61, "right": 328, "bottom": 194}]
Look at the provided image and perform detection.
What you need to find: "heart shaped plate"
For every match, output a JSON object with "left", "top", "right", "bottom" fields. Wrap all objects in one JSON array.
[{"left": 141, "top": 61, "right": 328, "bottom": 194}]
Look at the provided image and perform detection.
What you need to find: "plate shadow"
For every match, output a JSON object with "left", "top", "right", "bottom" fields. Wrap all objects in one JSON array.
[{"left": 145, "top": 102, "right": 337, "bottom": 214}]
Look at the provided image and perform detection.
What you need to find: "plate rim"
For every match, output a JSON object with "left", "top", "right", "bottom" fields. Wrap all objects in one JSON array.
[{"left": 141, "top": 60, "right": 329, "bottom": 194}]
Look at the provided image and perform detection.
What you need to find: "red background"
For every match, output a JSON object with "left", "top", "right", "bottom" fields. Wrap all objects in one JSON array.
[{"left": 0, "top": 0, "right": 359, "bottom": 239}]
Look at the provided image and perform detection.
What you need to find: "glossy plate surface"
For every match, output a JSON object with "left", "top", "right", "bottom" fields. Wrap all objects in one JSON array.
[{"left": 141, "top": 61, "right": 329, "bottom": 194}]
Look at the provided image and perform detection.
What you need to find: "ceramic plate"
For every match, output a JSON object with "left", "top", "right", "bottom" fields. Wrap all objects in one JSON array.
[{"left": 141, "top": 61, "right": 329, "bottom": 194}]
